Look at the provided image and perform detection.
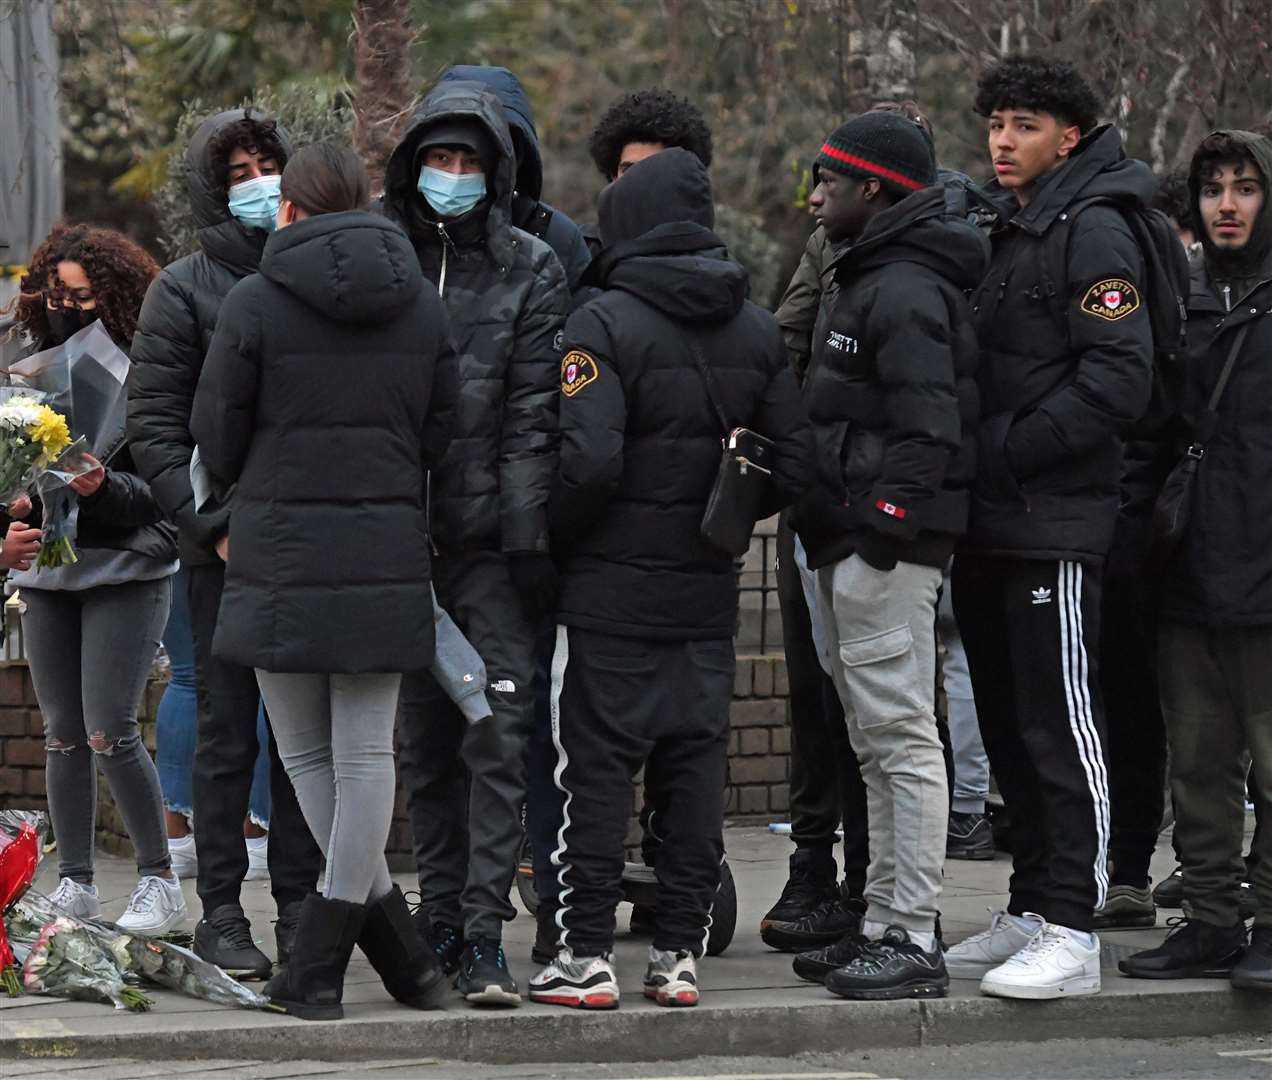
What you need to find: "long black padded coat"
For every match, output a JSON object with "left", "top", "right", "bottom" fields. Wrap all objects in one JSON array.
[
  {"left": 190, "top": 211, "right": 456, "bottom": 674},
  {"left": 549, "top": 149, "right": 813, "bottom": 640},
  {"left": 128, "top": 108, "right": 293, "bottom": 566}
]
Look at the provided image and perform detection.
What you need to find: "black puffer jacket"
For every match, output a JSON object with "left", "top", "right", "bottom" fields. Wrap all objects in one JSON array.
[
  {"left": 437, "top": 65, "right": 591, "bottom": 294},
  {"left": 190, "top": 211, "right": 455, "bottom": 674},
  {"left": 1159, "top": 130, "right": 1272, "bottom": 627},
  {"left": 795, "top": 185, "right": 989, "bottom": 572},
  {"left": 127, "top": 108, "right": 292, "bottom": 566},
  {"left": 550, "top": 149, "right": 812, "bottom": 639},
  {"left": 383, "top": 81, "right": 568, "bottom": 557},
  {"left": 963, "top": 126, "right": 1154, "bottom": 562}
]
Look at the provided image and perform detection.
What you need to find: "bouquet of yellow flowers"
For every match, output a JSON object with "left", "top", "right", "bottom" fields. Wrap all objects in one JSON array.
[{"left": 0, "top": 394, "right": 81, "bottom": 567}]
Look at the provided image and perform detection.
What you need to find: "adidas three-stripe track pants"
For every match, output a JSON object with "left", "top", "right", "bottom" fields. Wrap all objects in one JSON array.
[{"left": 952, "top": 555, "right": 1111, "bottom": 932}]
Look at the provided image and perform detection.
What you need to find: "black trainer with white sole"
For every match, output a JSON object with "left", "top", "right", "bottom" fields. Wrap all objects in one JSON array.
[
  {"left": 824, "top": 926, "right": 948, "bottom": 1001},
  {"left": 455, "top": 936, "right": 521, "bottom": 1006}
]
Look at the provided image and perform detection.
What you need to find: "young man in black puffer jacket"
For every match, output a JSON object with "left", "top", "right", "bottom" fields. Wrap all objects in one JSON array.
[
  {"left": 946, "top": 57, "right": 1153, "bottom": 1000},
  {"left": 528, "top": 149, "right": 811, "bottom": 1010},
  {"left": 790, "top": 113, "right": 988, "bottom": 1001},
  {"left": 127, "top": 108, "right": 322, "bottom": 979},
  {"left": 381, "top": 78, "right": 568, "bottom": 1007}
]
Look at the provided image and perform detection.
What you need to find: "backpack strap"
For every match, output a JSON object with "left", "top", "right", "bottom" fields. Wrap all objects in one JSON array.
[{"left": 685, "top": 334, "right": 731, "bottom": 438}]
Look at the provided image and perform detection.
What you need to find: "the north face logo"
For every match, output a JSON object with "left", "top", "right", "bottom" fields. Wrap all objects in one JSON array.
[{"left": 1032, "top": 587, "right": 1052, "bottom": 605}]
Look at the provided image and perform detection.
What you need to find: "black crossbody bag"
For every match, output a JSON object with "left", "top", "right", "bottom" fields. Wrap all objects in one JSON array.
[
  {"left": 686, "top": 337, "right": 776, "bottom": 556},
  {"left": 1147, "top": 322, "right": 1251, "bottom": 576}
]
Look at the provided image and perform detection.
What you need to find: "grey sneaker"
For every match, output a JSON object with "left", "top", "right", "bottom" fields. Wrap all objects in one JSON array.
[
  {"left": 1093, "top": 885, "right": 1156, "bottom": 929},
  {"left": 48, "top": 876, "right": 100, "bottom": 919},
  {"left": 643, "top": 946, "right": 699, "bottom": 1007}
]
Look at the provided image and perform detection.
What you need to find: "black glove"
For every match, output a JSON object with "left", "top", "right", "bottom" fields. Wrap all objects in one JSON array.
[
  {"left": 854, "top": 529, "right": 900, "bottom": 573},
  {"left": 507, "top": 551, "right": 560, "bottom": 624}
]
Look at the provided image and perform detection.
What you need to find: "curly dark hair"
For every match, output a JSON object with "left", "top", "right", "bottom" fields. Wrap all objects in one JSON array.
[
  {"left": 1152, "top": 170, "right": 1194, "bottom": 231},
  {"left": 207, "top": 112, "right": 288, "bottom": 193},
  {"left": 973, "top": 55, "right": 1100, "bottom": 133},
  {"left": 588, "top": 87, "right": 713, "bottom": 179},
  {"left": 870, "top": 100, "right": 935, "bottom": 141},
  {"left": 12, "top": 224, "right": 160, "bottom": 348}
]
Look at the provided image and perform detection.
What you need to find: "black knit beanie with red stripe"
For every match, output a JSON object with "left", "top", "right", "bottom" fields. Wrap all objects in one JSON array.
[{"left": 815, "top": 112, "right": 936, "bottom": 199}]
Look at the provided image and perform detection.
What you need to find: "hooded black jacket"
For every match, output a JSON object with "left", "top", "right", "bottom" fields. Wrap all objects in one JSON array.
[
  {"left": 795, "top": 185, "right": 990, "bottom": 572},
  {"left": 383, "top": 80, "right": 568, "bottom": 558},
  {"left": 437, "top": 65, "right": 591, "bottom": 295},
  {"left": 190, "top": 211, "right": 456, "bottom": 673},
  {"left": 549, "top": 149, "right": 812, "bottom": 639},
  {"left": 127, "top": 108, "right": 292, "bottom": 566},
  {"left": 1158, "top": 130, "right": 1272, "bottom": 627},
  {"left": 963, "top": 126, "right": 1154, "bottom": 562}
]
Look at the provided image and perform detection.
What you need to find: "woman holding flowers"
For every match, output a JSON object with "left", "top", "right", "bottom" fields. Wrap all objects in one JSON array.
[
  {"left": 191, "top": 142, "right": 456, "bottom": 1020},
  {"left": 8, "top": 224, "right": 183, "bottom": 934}
]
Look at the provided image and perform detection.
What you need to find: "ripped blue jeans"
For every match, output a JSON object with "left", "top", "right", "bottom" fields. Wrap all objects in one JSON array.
[{"left": 23, "top": 576, "right": 173, "bottom": 885}]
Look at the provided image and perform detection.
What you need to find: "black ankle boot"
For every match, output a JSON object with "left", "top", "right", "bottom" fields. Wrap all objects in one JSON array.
[
  {"left": 359, "top": 885, "right": 446, "bottom": 1009},
  {"left": 264, "top": 893, "right": 365, "bottom": 1020}
]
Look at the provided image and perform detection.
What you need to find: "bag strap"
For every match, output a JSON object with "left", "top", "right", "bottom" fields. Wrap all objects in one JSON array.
[
  {"left": 1194, "top": 322, "right": 1252, "bottom": 448},
  {"left": 685, "top": 334, "right": 731, "bottom": 438}
]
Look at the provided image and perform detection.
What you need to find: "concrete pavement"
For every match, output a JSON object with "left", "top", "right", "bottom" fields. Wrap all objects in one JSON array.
[{"left": 3, "top": 825, "right": 1271, "bottom": 1065}]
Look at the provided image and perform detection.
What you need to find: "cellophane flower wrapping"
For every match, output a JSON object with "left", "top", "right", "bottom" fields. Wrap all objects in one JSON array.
[
  {"left": 0, "top": 393, "right": 73, "bottom": 508},
  {"left": 20, "top": 915, "right": 152, "bottom": 1011}
]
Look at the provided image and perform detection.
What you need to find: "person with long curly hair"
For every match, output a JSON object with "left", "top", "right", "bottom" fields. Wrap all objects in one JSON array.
[{"left": 9, "top": 223, "right": 186, "bottom": 935}]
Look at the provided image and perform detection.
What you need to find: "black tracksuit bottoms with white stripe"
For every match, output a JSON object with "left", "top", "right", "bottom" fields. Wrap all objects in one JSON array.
[
  {"left": 548, "top": 625, "right": 732, "bottom": 957},
  {"left": 952, "top": 555, "right": 1110, "bottom": 932}
]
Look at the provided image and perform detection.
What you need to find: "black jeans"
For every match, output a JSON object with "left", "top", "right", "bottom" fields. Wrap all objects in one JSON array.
[
  {"left": 187, "top": 562, "right": 321, "bottom": 913},
  {"left": 549, "top": 627, "right": 732, "bottom": 956},
  {"left": 397, "top": 550, "right": 537, "bottom": 941},
  {"left": 1101, "top": 573, "right": 1167, "bottom": 888},
  {"left": 777, "top": 516, "right": 869, "bottom": 894}
]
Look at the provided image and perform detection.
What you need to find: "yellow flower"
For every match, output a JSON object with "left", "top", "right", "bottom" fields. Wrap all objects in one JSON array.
[{"left": 29, "top": 406, "right": 71, "bottom": 460}]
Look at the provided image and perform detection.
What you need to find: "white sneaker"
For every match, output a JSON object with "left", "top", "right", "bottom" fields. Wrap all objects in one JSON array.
[
  {"left": 979, "top": 921, "right": 1101, "bottom": 1000},
  {"left": 115, "top": 875, "right": 188, "bottom": 936},
  {"left": 528, "top": 949, "right": 620, "bottom": 1009},
  {"left": 643, "top": 947, "right": 699, "bottom": 1007},
  {"left": 244, "top": 835, "right": 269, "bottom": 881},
  {"left": 168, "top": 834, "right": 198, "bottom": 879},
  {"left": 48, "top": 877, "right": 100, "bottom": 919},
  {"left": 945, "top": 909, "right": 1044, "bottom": 978}
]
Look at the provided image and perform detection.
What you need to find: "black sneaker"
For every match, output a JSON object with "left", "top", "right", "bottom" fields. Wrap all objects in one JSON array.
[
  {"left": 1118, "top": 917, "right": 1247, "bottom": 979},
  {"left": 761, "top": 848, "right": 836, "bottom": 931},
  {"left": 274, "top": 900, "right": 303, "bottom": 968},
  {"left": 193, "top": 903, "right": 271, "bottom": 980},
  {"left": 425, "top": 920, "right": 464, "bottom": 977},
  {"left": 792, "top": 930, "right": 868, "bottom": 984},
  {"left": 1240, "top": 882, "right": 1260, "bottom": 921},
  {"left": 1153, "top": 867, "right": 1183, "bottom": 909},
  {"left": 946, "top": 811, "right": 995, "bottom": 861},
  {"left": 824, "top": 926, "right": 948, "bottom": 1000},
  {"left": 455, "top": 935, "right": 520, "bottom": 1006},
  {"left": 762, "top": 883, "right": 865, "bottom": 953},
  {"left": 1093, "top": 885, "right": 1156, "bottom": 930},
  {"left": 1232, "top": 926, "right": 1272, "bottom": 991}
]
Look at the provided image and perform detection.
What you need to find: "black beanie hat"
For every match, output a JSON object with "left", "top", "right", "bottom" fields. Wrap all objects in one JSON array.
[
  {"left": 815, "top": 112, "right": 936, "bottom": 199},
  {"left": 413, "top": 119, "right": 498, "bottom": 177}
]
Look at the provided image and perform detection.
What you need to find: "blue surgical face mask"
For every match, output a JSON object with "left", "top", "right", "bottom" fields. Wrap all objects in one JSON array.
[
  {"left": 227, "top": 174, "right": 282, "bottom": 231},
  {"left": 417, "top": 165, "right": 487, "bottom": 219}
]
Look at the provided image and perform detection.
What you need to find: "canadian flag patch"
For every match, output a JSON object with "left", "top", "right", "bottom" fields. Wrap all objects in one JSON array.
[{"left": 876, "top": 500, "right": 907, "bottom": 519}]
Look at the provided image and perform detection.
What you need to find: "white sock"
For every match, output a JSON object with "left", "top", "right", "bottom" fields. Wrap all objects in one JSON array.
[
  {"left": 1060, "top": 926, "right": 1095, "bottom": 948},
  {"left": 861, "top": 918, "right": 889, "bottom": 940},
  {"left": 169, "top": 834, "right": 194, "bottom": 849},
  {"left": 245, "top": 835, "right": 267, "bottom": 850},
  {"left": 908, "top": 930, "right": 937, "bottom": 953},
  {"left": 1005, "top": 913, "right": 1038, "bottom": 934}
]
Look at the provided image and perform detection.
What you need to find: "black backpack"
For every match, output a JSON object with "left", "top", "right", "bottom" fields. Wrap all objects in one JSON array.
[{"left": 1041, "top": 197, "right": 1190, "bottom": 374}]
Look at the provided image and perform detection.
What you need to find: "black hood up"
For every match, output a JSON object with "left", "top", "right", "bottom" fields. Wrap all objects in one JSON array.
[
  {"left": 591, "top": 148, "right": 746, "bottom": 323},
  {"left": 987, "top": 124, "right": 1156, "bottom": 235},
  {"left": 438, "top": 65, "right": 543, "bottom": 200},
  {"left": 184, "top": 108, "right": 293, "bottom": 274},
  {"left": 259, "top": 211, "right": 424, "bottom": 324},
  {"left": 383, "top": 79, "right": 518, "bottom": 269},
  {"left": 1188, "top": 128, "right": 1272, "bottom": 284},
  {"left": 831, "top": 183, "right": 991, "bottom": 293}
]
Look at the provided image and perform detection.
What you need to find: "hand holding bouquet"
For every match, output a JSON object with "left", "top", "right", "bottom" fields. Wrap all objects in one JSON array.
[{"left": 0, "top": 394, "right": 80, "bottom": 568}]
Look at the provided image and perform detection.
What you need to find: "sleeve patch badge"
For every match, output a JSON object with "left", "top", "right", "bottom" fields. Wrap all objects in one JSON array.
[
  {"left": 1081, "top": 278, "right": 1141, "bottom": 321},
  {"left": 561, "top": 350, "right": 599, "bottom": 397}
]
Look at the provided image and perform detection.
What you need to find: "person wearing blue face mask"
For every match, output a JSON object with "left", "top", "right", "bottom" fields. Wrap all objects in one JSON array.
[
  {"left": 382, "top": 80, "right": 569, "bottom": 1009},
  {"left": 127, "top": 107, "right": 322, "bottom": 982}
]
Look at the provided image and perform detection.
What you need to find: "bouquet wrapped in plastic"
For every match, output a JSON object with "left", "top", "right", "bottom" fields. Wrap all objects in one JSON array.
[
  {"left": 0, "top": 813, "right": 40, "bottom": 994},
  {"left": 4, "top": 320, "right": 133, "bottom": 569},
  {"left": 20, "top": 915, "right": 152, "bottom": 1011}
]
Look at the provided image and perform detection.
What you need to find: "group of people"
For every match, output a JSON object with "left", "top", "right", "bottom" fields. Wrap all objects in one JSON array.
[{"left": 6, "top": 50, "right": 1272, "bottom": 1021}]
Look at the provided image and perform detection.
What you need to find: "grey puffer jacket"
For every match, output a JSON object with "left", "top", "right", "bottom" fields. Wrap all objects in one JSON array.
[
  {"left": 383, "top": 80, "right": 569, "bottom": 557},
  {"left": 127, "top": 108, "right": 292, "bottom": 566}
]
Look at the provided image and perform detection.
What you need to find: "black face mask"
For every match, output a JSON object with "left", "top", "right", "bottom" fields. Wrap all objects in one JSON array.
[{"left": 45, "top": 306, "right": 97, "bottom": 345}]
